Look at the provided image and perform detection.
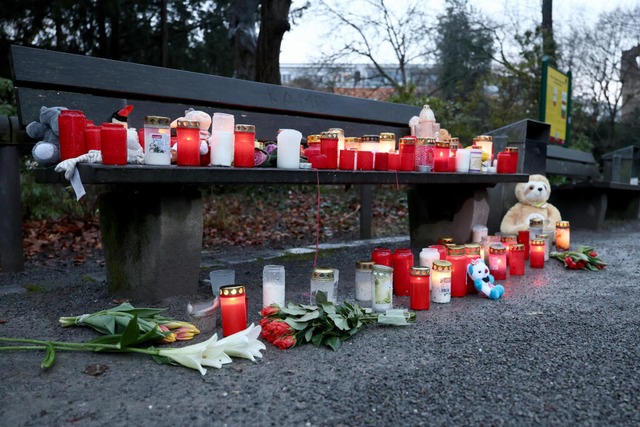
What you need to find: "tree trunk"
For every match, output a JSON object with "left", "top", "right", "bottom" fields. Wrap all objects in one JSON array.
[
  {"left": 229, "top": 0, "right": 259, "bottom": 80},
  {"left": 161, "top": 0, "right": 168, "bottom": 67},
  {"left": 255, "top": 0, "right": 291, "bottom": 84},
  {"left": 541, "top": 0, "right": 557, "bottom": 67}
]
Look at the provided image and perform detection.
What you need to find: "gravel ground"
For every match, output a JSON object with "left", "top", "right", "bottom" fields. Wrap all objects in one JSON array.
[{"left": 1, "top": 222, "right": 639, "bottom": 426}]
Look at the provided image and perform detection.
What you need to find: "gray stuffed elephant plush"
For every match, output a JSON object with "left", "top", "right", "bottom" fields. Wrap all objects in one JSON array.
[{"left": 27, "top": 106, "right": 67, "bottom": 166}]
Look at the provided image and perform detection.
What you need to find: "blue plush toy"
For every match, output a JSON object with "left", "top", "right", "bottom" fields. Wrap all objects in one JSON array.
[{"left": 467, "top": 259, "right": 504, "bottom": 300}]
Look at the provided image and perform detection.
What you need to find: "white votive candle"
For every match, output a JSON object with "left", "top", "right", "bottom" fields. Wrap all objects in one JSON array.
[
  {"left": 262, "top": 265, "right": 285, "bottom": 307},
  {"left": 455, "top": 149, "right": 471, "bottom": 172}
]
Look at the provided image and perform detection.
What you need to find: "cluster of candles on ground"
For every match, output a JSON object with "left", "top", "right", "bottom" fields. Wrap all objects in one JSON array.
[
  {"left": 350, "top": 219, "right": 571, "bottom": 311},
  {"left": 211, "top": 220, "right": 571, "bottom": 336},
  {"left": 56, "top": 107, "right": 519, "bottom": 173}
]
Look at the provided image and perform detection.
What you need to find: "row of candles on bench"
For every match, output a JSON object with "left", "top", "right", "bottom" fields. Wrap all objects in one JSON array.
[
  {"left": 212, "top": 220, "right": 570, "bottom": 336},
  {"left": 57, "top": 109, "right": 519, "bottom": 173}
]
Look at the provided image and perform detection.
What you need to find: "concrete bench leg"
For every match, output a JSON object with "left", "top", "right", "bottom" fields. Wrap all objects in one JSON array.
[
  {"left": 408, "top": 185, "right": 490, "bottom": 248},
  {"left": 99, "top": 185, "right": 203, "bottom": 301},
  {"left": 0, "top": 145, "right": 25, "bottom": 272}
]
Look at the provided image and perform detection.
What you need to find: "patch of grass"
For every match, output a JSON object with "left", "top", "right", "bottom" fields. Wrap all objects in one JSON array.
[{"left": 23, "top": 284, "right": 46, "bottom": 293}]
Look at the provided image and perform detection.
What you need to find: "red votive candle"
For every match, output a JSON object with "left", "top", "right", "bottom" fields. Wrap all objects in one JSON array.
[
  {"left": 448, "top": 141, "right": 458, "bottom": 172},
  {"left": 234, "top": 124, "right": 255, "bottom": 168},
  {"left": 219, "top": 285, "right": 248, "bottom": 337},
  {"left": 388, "top": 152, "right": 401, "bottom": 171},
  {"left": 410, "top": 266, "right": 430, "bottom": 310},
  {"left": 308, "top": 153, "right": 327, "bottom": 169},
  {"left": 465, "top": 243, "right": 482, "bottom": 294},
  {"left": 428, "top": 244, "right": 448, "bottom": 260},
  {"left": 176, "top": 120, "right": 201, "bottom": 166},
  {"left": 84, "top": 124, "right": 101, "bottom": 151},
  {"left": 320, "top": 131, "right": 339, "bottom": 169},
  {"left": 447, "top": 245, "right": 468, "bottom": 297},
  {"left": 392, "top": 248, "right": 414, "bottom": 296},
  {"left": 518, "top": 230, "right": 530, "bottom": 260},
  {"left": 339, "top": 149, "right": 356, "bottom": 170},
  {"left": 509, "top": 243, "right": 525, "bottom": 275},
  {"left": 500, "top": 235, "right": 517, "bottom": 265},
  {"left": 357, "top": 150, "right": 374, "bottom": 170},
  {"left": 496, "top": 151, "right": 510, "bottom": 173},
  {"left": 399, "top": 137, "right": 416, "bottom": 171},
  {"left": 530, "top": 239, "right": 545, "bottom": 268},
  {"left": 58, "top": 110, "right": 87, "bottom": 160},
  {"left": 371, "top": 247, "right": 392, "bottom": 267},
  {"left": 374, "top": 152, "right": 389, "bottom": 171},
  {"left": 489, "top": 244, "right": 507, "bottom": 280},
  {"left": 100, "top": 123, "right": 127, "bottom": 165},
  {"left": 433, "top": 141, "right": 450, "bottom": 172}
]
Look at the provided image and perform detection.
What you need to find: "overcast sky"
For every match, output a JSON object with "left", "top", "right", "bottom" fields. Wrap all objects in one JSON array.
[{"left": 280, "top": 0, "right": 639, "bottom": 64}]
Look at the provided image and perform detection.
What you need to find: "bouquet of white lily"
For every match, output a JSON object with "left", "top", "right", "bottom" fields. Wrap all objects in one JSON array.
[{"left": 0, "top": 311, "right": 265, "bottom": 375}]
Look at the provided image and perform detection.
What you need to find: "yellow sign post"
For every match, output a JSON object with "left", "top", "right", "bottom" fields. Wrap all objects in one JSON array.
[{"left": 539, "top": 59, "right": 571, "bottom": 145}]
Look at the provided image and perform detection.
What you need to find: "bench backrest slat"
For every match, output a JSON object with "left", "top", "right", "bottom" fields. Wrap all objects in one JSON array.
[
  {"left": 11, "top": 45, "right": 418, "bottom": 139},
  {"left": 545, "top": 145, "right": 600, "bottom": 179}
]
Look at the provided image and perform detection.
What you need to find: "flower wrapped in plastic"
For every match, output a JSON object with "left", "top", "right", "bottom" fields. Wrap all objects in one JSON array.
[
  {"left": 550, "top": 245, "right": 607, "bottom": 271},
  {"left": 260, "top": 291, "right": 415, "bottom": 351}
]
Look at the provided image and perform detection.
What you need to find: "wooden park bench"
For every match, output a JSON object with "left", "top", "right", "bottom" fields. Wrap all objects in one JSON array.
[
  {"left": 547, "top": 145, "right": 640, "bottom": 228},
  {"left": 5, "top": 45, "right": 527, "bottom": 300}
]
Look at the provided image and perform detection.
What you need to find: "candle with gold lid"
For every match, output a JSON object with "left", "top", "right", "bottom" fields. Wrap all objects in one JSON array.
[
  {"left": 233, "top": 124, "right": 255, "bottom": 168},
  {"left": 379, "top": 132, "right": 396, "bottom": 152},
  {"left": 536, "top": 233, "right": 550, "bottom": 261},
  {"left": 473, "top": 135, "right": 493, "bottom": 163},
  {"left": 509, "top": 244, "right": 525, "bottom": 275},
  {"left": 555, "top": 221, "right": 570, "bottom": 251},
  {"left": 430, "top": 260, "right": 452, "bottom": 304},
  {"left": 489, "top": 244, "right": 507, "bottom": 280},
  {"left": 219, "top": 285, "right": 247, "bottom": 337},
  {"left": 410, "top": 266, "right": 430, "bottom": 310},
  {"left": 399, "top": 137, "right": 416, "bottom": 171},
  {"left": 310, "top": 267, "right": 337, "bottom": 304},
  {"left": 530, "top": 239, "right": 546, "bottom": 268},
  {"left": 446, "top": 245, "right": 468, "bottom": 297},
  {"left": 433, "top": 140, "right": 450, "bottom": 172},
  {"left": 320, "top": 131, "right": 339, "bottom": 169}
]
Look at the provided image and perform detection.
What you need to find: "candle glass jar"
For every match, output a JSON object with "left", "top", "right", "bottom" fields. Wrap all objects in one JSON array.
[
  {"left": 481, "top": 235, "right": 501, "bottom": 264},
  {"left": 529, "top": 219, "right": 544, "bottom": 241},
  {"left": 234, "top": 124, "right": 255, "bottom": 168},
  {"left": 555, "top": 221, "right": 571, "bottom": 251},
  {"left": 496, "top": 151, "right": 510, "bottom": 173},
  {"left": 465, "top": 243, "right": 482, "bottom": 294},
  {"left": 447, "top": 139, "right": 459, "bottom": 172},
  {"left": 211, "top": 112, "right": 235, "bottom": 166},
  {"left": 506, "top": 146, "right": 519, "bottom": 173},
  {"left": 500, "top": 235, "right": 518, "bottom": 265},
  {"left": 399, "top": 137, "right": 416, "bottom": 171},
  {"left": 371, "top": 264, "right": 393, "bottom": 312},
  {"left": 319, "top": 131, "right": 339, "bottom": 169},
  {"left": 488, "top": 244, "right": 507, "bottom": 280},
  {"left": 430, "top": 260, "right": 452, "bottom": 304},
  {"left": 473, "top": 135, "right": 493, "bottom": 164},
  {"left": 277, "top": 129, "right": 302, "bottom": 169},
  {"left": 509, "top": 244, "right": 525, "bottom": 275},
  {"left": 58, "top": 110, "right": 87, "bottom": 160},
  {"left": 262, "top": 265, "right": 285, "bottom": 308},
  {"left": 536, "top": 233, "right": 550, "bottom": 261},
  {"left": 219, "top": 285, "right": 247, "bottom": 337},
  {"left": 101, "top": 123, "right": 128, "bottom": 165},
  {"left": 144, "top": 115, "right": 171, "bottom": 165},
  {"left": 379, "top": 132, "right": 396, "bottom": 152},
  {"left": 374, "top": 152, "right": 389, "bottom": 171},
  {"left": 339, "top": 149, "right": 356, "bottom": 170},
  {"left": 446, "top": 245, "right": 468, "bottom": 297},
  {"left": 84, "top": 124, "right": 101, "bottom": 151},
  {"left": 530, "top": 239, "right": 546, "bottom": 268},
  {"left": 371, "top": 247, "right": 392, "bottom": 267},
  {"left": 355, "top": 261, "right": 374, "bottom": 306},
  {"left": 310, "top": 267, "right": 337, "bottom": 305},
  {"left": 176, "top": 119, "right": 201, "bottom": 166},
  {"left": 433, "top": 141, "right": 450, "bottom": 172},
  {"left": 455, "top": 148, "right": 471, "bottom": 173},
  {"left": 410, "top": 266, "right": 430, "bottom": 310},
  {"left": 392, "top": 248, "right": 414, "bottom": 296},
  {"left": 428, "top": 244, "right": 447, "bottom": 260},
  {"left": 357, "top": 151, "right": 374, "bottom": 170},
  {"left": 344, "top": 136, "right": 359, "bottom": 150},
  {"left": 419, "top": 247, "right": 440, "bottom": 270},
  {"left": 471, "top": 224, "right": 488, "bottom": 243},
  {"left": 327, "top": 127, "right": 345, "bottom": 154},
  {"left": 468, "top": 145, "right": 483, "bottom": 173},
  {"left": 360, "top": 134, "right": 380, "bottom": 152}
]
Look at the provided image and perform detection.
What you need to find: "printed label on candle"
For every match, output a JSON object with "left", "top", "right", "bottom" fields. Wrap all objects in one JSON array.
[{"left": 432, "top": 277, "right": 451, "bottom": 303}]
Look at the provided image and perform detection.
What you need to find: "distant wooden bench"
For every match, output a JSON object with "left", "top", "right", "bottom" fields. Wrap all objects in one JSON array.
[
  {"left": 546, "top": 145, "right": 640, "bottom": 228},
  {"left": 6, "top": 45, "right": 527, "bottom": 300}
]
